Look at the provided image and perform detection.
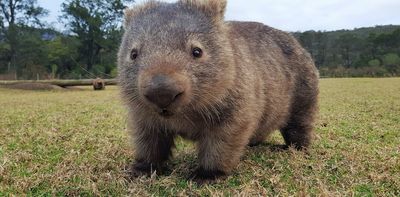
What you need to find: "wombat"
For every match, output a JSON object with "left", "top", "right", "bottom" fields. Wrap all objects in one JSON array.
[{"left": 118, "top": 0, "right": 319, "bottom": 182}]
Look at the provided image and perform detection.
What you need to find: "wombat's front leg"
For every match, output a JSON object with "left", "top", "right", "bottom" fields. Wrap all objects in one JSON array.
[
  {"left": 129, "top": 124, "right": 175, "bottom": 177},
  {"left": 193, "top": 124, "right": 252, "bottom": 183}
]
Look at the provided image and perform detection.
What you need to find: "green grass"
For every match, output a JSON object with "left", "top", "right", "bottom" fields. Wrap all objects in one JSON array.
[{"left": 1, "top": 78, "right": 399, "bottom": 196}]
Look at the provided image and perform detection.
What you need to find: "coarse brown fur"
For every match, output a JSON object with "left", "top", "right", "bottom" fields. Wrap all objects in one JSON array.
[{"left": 118, "top": 0, "right": 319, "bottom": 183}]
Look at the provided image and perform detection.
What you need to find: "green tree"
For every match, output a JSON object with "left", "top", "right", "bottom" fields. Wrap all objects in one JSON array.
[
  {"left": 382, "top": 53, "right": 400, "bottom": 75},
  {"left": 0, "top": 13, "right": 3, "bottom": 30},
  {"left": 382, "top": 53, "right": 400, "bottom": 66},
  {"left": 61, "top": 0, "right": 134, "bottom": 74},
  {"left": 46, "top": 36, "right": 80, "bottom": 78},
  {"left": 0, "top": 0, "right": 48, "bottom": 76},
  {"left": 336, "top": 33, "right": 362, "bottom": 68},
  {"left": 298, "top": 31, "right": 315, "bottom": 57},
  {"left": 368, "top": 59, "right": 380, "bottom": 67},
  {"left": 314, "top": 31, "right": 328, "bottom": 67},
  {"left": 17, "top": 27, "right": 50, "bottom": 79}
]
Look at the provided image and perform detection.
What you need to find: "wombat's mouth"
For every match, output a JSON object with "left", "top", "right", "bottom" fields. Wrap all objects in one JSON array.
[{"left": 159, "top": 108, "right": 174, "bottom": 117}]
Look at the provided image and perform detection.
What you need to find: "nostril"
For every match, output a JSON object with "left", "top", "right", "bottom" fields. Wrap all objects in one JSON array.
[
  {"left": 144, "top": 94, "right": 152, "bottom": 102},
  {"left": 173, "top": 92, "right": 184, "bottom": 101}
]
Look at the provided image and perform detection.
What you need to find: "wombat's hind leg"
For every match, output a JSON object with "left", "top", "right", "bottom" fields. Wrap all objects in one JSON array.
[
  {"left": 280, "top": 122, "right": 313, "bottom": 150},
  {"left": 280, "top": 95, "right": 317, "bottom": 150}
]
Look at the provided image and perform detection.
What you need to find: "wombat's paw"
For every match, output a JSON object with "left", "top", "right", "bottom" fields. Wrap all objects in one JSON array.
[
  {"left": 190, "top": 167, "right": 227, "bottom": 185},
  {"left": 127, "top": 161, "right": 164, "bottom": 180},
  {"left": 248, "top": 134, "right": 268, "bottom": 147},
  {"left": 248, "top": 140, "right": 264, "bottom": 147}
]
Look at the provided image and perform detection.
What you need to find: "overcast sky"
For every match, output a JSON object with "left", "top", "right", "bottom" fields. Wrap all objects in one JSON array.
[{"left": 38, "top": 0, "right": 400, "bottom": 32}]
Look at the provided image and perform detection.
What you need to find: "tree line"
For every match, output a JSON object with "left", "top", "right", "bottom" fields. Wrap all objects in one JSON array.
[
  {"left": 1, "top": 0, "right": 400, "bottom": 80},
  {"left": 0, "top": 0, "right": 133, "bottom": 80},
  {"left": 294, "top": 25, "right": 400, "bottom": 77}
]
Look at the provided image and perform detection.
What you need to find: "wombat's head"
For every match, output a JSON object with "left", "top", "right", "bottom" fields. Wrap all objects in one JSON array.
[{"left": 118, "top": 0, "right": 235, "bottom": 118}]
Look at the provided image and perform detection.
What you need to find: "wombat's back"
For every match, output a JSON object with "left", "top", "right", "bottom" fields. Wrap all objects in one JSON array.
[{"left": 226, "top": 21, "right": 317, "bottom": 75}]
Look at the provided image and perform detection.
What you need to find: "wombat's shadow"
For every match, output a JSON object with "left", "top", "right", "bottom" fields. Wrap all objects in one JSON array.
[{"left": 248, "top": 142, "right": 289, "bottom": 152}]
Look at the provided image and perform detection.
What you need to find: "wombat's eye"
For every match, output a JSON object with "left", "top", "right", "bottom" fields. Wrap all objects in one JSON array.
[
  {"left": 130, "top": 49, "right": 138, "bottom": 60},
  {"left": 192, "top": 47, "right": 203, "bottom": 58}
]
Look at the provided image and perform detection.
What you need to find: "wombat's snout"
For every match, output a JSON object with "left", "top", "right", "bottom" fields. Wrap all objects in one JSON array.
[{"left": 143, "top": 75, "right": 184, "bottom": 109}]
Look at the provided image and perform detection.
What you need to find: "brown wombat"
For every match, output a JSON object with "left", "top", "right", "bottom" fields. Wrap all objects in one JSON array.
[{"left": 118, "top": 0, "right": 319, "bottom": 182}]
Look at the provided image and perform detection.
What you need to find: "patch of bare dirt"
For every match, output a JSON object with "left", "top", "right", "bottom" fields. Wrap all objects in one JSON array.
[{"left": 1, "top": 83, "right": 65, "bottom": 90}]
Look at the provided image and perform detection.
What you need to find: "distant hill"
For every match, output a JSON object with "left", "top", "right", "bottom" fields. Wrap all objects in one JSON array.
[
  {"left": 336, "top": 25, "right": 400, "bottom": 37},
  {"left": 295, "top": 25, "right": 400, "bottom": 38}
]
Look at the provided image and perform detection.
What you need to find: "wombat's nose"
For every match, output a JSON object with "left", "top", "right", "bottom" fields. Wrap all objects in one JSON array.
[{"left": 144, "top": 75, "right": 184, "bottom": 109}]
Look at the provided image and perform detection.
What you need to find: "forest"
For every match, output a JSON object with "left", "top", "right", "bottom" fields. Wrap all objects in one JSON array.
[
  {"left": 294, "top": 25, "right": 400, "bottom": 77},
  {"left": 1, "top": 0, "right": 400, "bottom": 80}
]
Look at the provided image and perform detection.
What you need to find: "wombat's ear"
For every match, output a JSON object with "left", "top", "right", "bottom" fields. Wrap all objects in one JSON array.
[
  {"left": 179, "top": 0, "right": 227, "bottom": 21},
  {"left": 123, "top": 1, "right": 160, "bottom": 28},
  {"left": 123, "top": 8, "right": 136, "bottom": 28}
]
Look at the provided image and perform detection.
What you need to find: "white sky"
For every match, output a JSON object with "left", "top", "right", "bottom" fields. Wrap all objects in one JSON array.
[{"left": 38, "top": 0, "right": 400, "bottom": 32}]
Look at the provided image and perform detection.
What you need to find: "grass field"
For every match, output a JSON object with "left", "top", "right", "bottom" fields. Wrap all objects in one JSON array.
[{"left": 0, "top": 78, "right": 399, "bottom": 196}]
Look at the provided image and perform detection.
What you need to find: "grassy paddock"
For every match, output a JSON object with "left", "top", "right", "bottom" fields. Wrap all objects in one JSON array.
[{"left": 0, "top": 78, "right": 399, "bottom": 196}]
